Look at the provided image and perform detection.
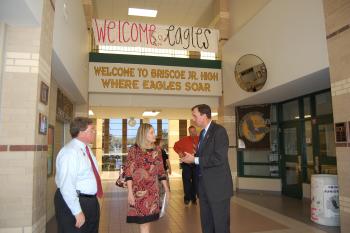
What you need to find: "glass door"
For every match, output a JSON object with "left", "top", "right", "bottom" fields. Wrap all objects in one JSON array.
[
  {"left": 279, "top": 90, "right": 336, "bottom": 198},
  {"left": 313, "top": 92, "right": 337, "bottom": 174},
  {"left": 314, "top": 118, "right": 337, "bottom": 174},
  {"left": 281, "top": 122, "right": 303, "bottom": 198}
]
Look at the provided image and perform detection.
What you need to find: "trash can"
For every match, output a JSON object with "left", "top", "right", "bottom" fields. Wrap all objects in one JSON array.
[{"left": 311, "top": 174, "right": 340, "bottom": 226}]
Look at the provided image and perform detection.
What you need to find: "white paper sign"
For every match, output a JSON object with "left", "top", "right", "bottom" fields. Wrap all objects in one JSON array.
[{"left": 92, "top": 19, "right": 219, "bottom": 53}]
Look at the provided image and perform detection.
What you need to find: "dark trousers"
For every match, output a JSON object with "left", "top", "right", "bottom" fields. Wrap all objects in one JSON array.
[
  {"left": 181, "top": 163, "right": 197, "bottom": 202},
  {"left": 198, "top": 177, "right": 231, "bottom": 233},
  {"left": 54, "top": 189, "right": 100, "bottom": 233}
]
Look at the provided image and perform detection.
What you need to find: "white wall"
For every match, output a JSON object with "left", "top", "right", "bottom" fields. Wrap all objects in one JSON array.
[
  {"left": 229, "top": 0, "right": 271, "bottom": 36},
  {"left": 0, "top": 22, "right": 5, "bottom": 119},
  {"left": 223, "top": 0, "right": 330, "bottom": 106},
  {"left": 238, "top": 177, "right": 281, "bottom": 192},
  {"left": 52, "top": 0, "right": 89, "bottom": 103},
  {"left": 89, "top": 93, "right": 219, "bottom": 110},
  {"left": 168, "top": 120, "right": 181, "bottom": 177}
]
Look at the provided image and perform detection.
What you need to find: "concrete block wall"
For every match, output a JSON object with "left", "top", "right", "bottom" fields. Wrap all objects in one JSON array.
[
  {"left": 323, "top": 0, "right": 350, "bottom": 231},
  {"left": 0, "top": 0, "right": 54, "bottom": 232}
]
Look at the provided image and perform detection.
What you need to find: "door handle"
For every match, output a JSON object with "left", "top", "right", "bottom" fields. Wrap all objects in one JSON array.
[
  {"left": 297, "top": 155, "right": 302, "bottom": 173},
  {"left": 314, "top": 156, "right": 320, "bottom": 174}
]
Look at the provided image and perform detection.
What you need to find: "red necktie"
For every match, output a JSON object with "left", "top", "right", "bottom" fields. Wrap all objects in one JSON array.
[{"left": 85, "top": 146, "right": 103, "bottom": 198}]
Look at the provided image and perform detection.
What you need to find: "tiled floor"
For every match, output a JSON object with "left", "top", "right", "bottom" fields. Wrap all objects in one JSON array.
[{"left": 47, "top": 177, "right": 340, "bottom": 233}]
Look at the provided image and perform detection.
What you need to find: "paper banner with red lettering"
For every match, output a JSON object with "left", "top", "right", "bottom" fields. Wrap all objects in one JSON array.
[{"left": 92, "top": 19, "right": 219, "bottom": 53}]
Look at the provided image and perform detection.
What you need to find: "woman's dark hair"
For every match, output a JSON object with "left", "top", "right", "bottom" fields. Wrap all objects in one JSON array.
[
  {"left": 70, "top": 117, "right": 93, "bottom": 138},
  {"left": 192, "top": 104, "right": 211, "bottom": 119}
]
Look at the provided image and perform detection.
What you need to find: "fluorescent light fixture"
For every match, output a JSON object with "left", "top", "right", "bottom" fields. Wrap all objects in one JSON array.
[
  {"left": 212, "top": 112, "right": 218, "bottom": 117},
  {"left": 304, "top": 114, "right": 311, "bottom": 118},
  {"left": 142, "top": 111, "right": 160, "bottom": 117},
  {"left": 88, "top": 110, "right": 94, "bottom": 116},
  {"left": 295, "top": 116, "right": 300, "bottom": 119},
  {"left": 128, "top": 8, "right": 157, "bottom": 17}
]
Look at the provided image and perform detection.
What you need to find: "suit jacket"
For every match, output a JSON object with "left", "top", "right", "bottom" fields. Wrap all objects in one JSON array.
[{"left": 197, "top": 122, "right": 233, "bottom": 202}]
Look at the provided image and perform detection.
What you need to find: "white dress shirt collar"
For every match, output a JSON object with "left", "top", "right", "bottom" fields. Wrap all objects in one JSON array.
[
  {"left": 73, "top": 138, "right": 87, "bottom": 150},
  {"left": 203, "top": 120, "right": 212, "bottom": 134}
]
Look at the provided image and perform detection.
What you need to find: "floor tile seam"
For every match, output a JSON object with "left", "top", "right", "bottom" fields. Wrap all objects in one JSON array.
[{"left": 233, "top": 197, "right": 328, "bottom": 233}]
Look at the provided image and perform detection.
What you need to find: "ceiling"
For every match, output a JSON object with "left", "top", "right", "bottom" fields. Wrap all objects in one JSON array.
[
  {"left": 84, "top": 0, "right": 216, "bottom": 28},
  {"left": 89, "top": 106, "right": 218, "bottom": 120},
  {"left": 0, "top": 0, "right": 43, "bottom": 26}
]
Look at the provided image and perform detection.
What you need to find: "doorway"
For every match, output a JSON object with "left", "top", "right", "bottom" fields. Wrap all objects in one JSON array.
[
  {"left": 280, "top": 90, "right": 336, "bottom": 199},
  {"left": 280, "top": 99, "right": 303, "bottom": 199}
]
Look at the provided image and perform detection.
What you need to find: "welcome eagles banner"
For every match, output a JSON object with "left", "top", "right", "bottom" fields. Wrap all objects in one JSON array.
[{"left": 92, "top": 18, "right": 219, "bottom": 53}]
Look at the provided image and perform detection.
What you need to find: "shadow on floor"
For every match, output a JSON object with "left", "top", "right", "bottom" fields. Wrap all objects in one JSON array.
[
  {"left": 47, "top": 180, "right": 340, "bottom": 233},
  {"left": 236, "top": 190, "right": 340, "bottom": 233}
]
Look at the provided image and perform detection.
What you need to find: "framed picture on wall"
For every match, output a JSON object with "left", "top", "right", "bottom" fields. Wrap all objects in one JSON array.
[
  {"left": 39, "top": 113, "right": 48, "bottom": 135},
  {"left": 40, "top": 81, "right": 49, "bottom": 105},
  {"left": 335, "top": 122, "right": 347, "bottom": 143},
  {"left": 47, "top": 125, "right": 54, "bottom": 177},
  {"left": 236, "top": 105, "right": 271, "bottom": 149}
]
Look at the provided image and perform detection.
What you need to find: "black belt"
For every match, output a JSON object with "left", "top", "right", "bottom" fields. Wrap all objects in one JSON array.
[
  {"left": 79, "top": 193, "right": 96, "bottom": 198},
  {"left": 57, "top": 188, "right": 96, "bottom": 198},
  {"left": 76, "top": 190, "right": 96, "bottom": 198}
]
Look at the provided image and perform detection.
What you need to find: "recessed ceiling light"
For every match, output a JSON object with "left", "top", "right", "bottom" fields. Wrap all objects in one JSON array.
[
  {"left": 212, "top": 112, "right": 218, "bottom": 117},
  {"left": 128, "top": 8, "right": 157, "bottom": 17},
  {"left": 88, "top": 110, "right": 94, "bottom": 116},
  {"left": 142, "top": 111, "right": 160, "bottom": 117}
]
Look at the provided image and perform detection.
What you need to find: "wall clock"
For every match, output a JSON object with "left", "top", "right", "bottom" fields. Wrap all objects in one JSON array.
[{"left": 234, "top": 54, "right": 267, "bottom": 92}]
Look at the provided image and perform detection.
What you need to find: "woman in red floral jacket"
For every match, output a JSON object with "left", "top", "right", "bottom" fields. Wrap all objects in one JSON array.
[{"left": 124, "top": 123, "right": 170, "bottom": 233}]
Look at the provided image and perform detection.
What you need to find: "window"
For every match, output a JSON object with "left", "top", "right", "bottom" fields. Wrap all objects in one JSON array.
[
  {"left": 127, "top": 118, "right": 141, "bottom": 148},
  {"left": 282, "top": 100, "right": 299, "bottom": 121},
  {"left": 318, "top": 123, "right": 335, "bottom": 157},
  {"left": 316, "top": 92, "right": 332, "bottom": 116},
  {"left": 149, "top": 119, "right": 158, "bottom": 136},
  {"left": 109, "top": 119, "right": 123, "bottom": 153},
  {"left": 237, "top": 105, "right": 280, "bottom": 178},
  {"left": 304, "top": 97, "right": 311, "bottom": 118},
  {"left": 162, "top": 119, "right": 169, "bottom": 141}
]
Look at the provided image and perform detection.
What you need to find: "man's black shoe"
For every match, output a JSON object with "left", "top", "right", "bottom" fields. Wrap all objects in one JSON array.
[
  {"left": 184, "top": 200, "right": 190, "bottom": 205},
  {"left": 192, "top": 199, "right": 197, "bottom": 205}
]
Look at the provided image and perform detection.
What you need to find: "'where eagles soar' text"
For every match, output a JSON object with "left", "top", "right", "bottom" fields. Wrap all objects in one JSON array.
[{"left": 92, "top": 65, "right": 220, "bottom": 93}]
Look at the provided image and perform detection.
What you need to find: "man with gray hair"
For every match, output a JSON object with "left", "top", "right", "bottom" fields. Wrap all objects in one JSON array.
[{"left": 54, "top": 117, "right": 103, "bottom": 233}]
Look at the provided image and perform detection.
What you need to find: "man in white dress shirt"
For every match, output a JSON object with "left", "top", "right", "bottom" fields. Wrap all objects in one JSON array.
[{"left": 54, "top": 117, "right": 103, "bottom": 233}]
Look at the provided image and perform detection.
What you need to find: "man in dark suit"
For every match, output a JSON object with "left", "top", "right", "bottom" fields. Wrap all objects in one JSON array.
[{"left": 181, "top": 104, "right": 233, "bottom": 233}]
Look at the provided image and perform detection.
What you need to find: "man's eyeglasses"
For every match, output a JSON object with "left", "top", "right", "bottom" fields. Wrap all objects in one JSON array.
[{"left": 84, "top": 129, "right": 96, "bottom": 134}]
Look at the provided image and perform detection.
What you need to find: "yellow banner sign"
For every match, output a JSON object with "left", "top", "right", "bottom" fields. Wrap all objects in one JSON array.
[{"left": 89, "top": 62, "right": 222, "bottom": 96}]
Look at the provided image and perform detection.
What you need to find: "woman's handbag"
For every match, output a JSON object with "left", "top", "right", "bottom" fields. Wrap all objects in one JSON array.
[{"left": 115, "top": 165, "right": 127, "bottom": 188}]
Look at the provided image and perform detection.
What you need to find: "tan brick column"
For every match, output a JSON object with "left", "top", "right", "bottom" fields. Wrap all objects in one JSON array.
[
  {"left": 0, "top": 1, "right": 54, "bottom": 232},
  {"left": 213, "top": 0, "right": 237, "bottom": 186},
  {"left": 323, "top": 0, "right": 350, "bottom": 231}
]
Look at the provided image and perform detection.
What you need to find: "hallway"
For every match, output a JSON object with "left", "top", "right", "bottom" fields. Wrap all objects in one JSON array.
[{"left": 47, "top": 178, "right": 339, "bottom": 233}]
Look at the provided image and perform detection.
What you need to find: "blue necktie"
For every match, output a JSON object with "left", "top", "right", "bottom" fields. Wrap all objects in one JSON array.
[
  {"left": 196, "top": 129, "right": 205, "bottom": 177},
  {"left": 197, "top": 129, "right": 206, "bottom": 151}
]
